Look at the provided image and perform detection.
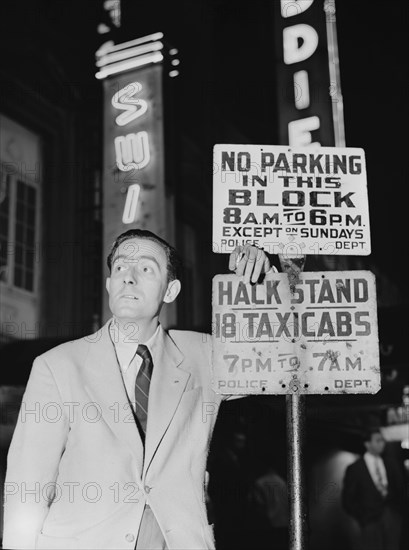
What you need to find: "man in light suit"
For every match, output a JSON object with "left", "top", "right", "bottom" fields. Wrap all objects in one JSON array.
[
  {"left": 3, "top": 229, "right": 271, "bottom": 550},
  {"left": 342, "top": 427, "right": 404, "bottom": 550}
]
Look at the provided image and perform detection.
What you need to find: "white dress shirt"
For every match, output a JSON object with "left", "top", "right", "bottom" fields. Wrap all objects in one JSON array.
[
  {"left": 364, "top": 452, "right": 388, "bottom": 495},
  {"left": 109, "top": 319, "right": 160, "bottom": 409}
]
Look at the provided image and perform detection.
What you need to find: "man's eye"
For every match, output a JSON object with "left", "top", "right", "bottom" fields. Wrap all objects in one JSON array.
[
  {"left": 142, "top": 266, "right": 153, "bottom": 273},
  {"left": 115, "top": 264, "right": 126, "bottom": 272}
]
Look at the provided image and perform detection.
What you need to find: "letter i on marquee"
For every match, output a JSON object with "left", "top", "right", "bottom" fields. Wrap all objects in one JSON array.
[{"left": 122, "top": 184, "right": 141, "bottom": 224}]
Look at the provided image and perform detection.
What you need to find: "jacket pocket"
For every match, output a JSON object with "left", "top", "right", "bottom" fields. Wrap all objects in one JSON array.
[{"left": 36, "top": 532, "right": 79, "bottom": 549}]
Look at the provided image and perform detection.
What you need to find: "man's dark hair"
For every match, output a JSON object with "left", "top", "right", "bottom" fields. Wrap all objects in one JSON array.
[
  {"left": 362, "top": 426, "right": 382, "bottom": 444},
  {"left": 106, "top": 229, "right": 182, "bottom": 282}
]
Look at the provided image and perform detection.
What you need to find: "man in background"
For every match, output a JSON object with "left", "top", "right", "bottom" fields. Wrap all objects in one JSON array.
[
  {"left": 247, "top": 458, "right": 288, "bottom": 550},
  {"left": 342, "top": 427, "right": 404, "bottom": 550}
]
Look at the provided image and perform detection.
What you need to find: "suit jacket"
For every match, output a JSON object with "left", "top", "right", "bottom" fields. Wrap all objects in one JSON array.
[
  {"left": 342, "top": 455, "right": 403, "bottom": 526},
  {"left": 3, "top": 322, "right": 223, "bottom": 549}
]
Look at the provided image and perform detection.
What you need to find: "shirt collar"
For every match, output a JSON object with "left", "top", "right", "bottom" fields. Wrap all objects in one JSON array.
[
  {"left": 364, "top": 451, "right": 383, "bottom": 466},
  {"left": 109, "top": 319, "right": 160, "bottom": 370}
]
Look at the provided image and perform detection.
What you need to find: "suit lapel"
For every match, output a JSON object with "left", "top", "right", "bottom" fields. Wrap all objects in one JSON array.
[
  {"left": 83, "top": 320, "right": 144, "bottom": 474},
  {"left": 144, "top": 327, "right": 191, "bottom": 476},
  {"left": 362, "top": 457, "right": 384, "bottom": 494}
]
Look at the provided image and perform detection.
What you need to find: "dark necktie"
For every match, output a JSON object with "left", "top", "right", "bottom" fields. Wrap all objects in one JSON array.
[
  {"left": 134, "top": 345, "right": 153, "bottom": 436},
  {"left": 374, "top": 458, "right": 388, "bottom": 497}
]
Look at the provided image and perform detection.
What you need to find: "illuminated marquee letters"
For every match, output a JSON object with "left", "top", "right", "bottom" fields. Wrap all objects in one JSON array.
[
  {"left": 111, "top": 81, "right": 152, "bottom": 223},
  {"left": 280, "top": 0, "right": 314, "bottom": 18},
  {"left": 283, "top": 24, "right": 318, "bottom": 64},
  {"left": 282, "top": 1, "right": 321, "bottom": 146},
  {"left": 111, "top": 82, "right": 148, "bottom": 126},
  {"left": 288, "top": 116, "right": 320, "bottom": 147},
  {"left": 114, "top": 131, "right": 150, "bottom": 171},
  {"left": 293, "top": 70, "right": 310, "bottom": 109},
  {"left": 122, "top": 183, "right": 141, "bottom": 224}
]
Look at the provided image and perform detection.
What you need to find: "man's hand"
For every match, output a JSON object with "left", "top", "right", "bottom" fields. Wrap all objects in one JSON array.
[{"left": 229, "top": 245, "right": 271, "bottom": 284}]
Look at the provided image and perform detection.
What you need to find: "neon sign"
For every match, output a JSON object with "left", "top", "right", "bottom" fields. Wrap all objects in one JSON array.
[
  {"left": 111, "top": 82, "right": 148, "bottom": 126},
  {"left": 274, "top": 0, "right": 345, "bottom": 147},
  {"left": 114, "top": 131, "right": 150, "bottom": 171},
  {"left": 97, "top": 33, "right": 174, "bottom": 320},
  {"left": 111, "top": 81, "right": 151, "bottom": 223}
]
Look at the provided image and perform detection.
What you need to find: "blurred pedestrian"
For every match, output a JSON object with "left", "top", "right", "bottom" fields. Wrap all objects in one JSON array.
[
  {"left": 247, "top": 461, "right": 288, "bottom": 550},
  {"left": 342, "top": 427, "right": 404, "bottom": 550}
]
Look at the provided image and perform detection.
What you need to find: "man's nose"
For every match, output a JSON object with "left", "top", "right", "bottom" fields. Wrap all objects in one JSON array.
[{"left": 123, "top": 268, "right": 137, "bottom": 284}]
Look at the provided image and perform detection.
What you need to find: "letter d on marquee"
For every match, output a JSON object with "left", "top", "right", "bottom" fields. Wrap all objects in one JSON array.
[{"left": 283, "top": 24, "right": 319, "bottom": 64}]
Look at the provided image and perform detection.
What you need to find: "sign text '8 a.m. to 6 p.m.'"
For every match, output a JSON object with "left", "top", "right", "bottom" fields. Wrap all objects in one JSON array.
[
  {"left": 212, "top": 144, "right": 371, "bottom": 256},
  {"left": 211, "top": 271, "right": 380, "bottom": 395}
]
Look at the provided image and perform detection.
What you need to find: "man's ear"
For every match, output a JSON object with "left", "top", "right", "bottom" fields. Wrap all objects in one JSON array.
[
  {"left": 105, "top": 277, "right": 110, "bottom": 293},
  {"left": 163, "top": 279, "right": 181, "bottom": 303}
]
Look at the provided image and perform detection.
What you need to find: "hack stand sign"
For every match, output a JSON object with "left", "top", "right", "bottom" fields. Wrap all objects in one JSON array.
[
  {"left": 212, "top": 271, "right": 379, "bottom": 395},
  {"left": 212, "top": 144, "right": 380, "bottom": 549}
]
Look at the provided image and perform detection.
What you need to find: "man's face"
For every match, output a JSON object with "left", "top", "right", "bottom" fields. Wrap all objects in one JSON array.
[
  {"left": 106, "top": 237, "right": 180, "bottom": 324},
  {"left": 365, "top": 432, "right": 385, "bottom": 456}
]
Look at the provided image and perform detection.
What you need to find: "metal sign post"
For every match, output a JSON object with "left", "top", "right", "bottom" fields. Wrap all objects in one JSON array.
[
  {"left": 287, "top": 390, "right": 307, "bottom": 550},
  {"left": 279, "top": 252, "right": 307, "bottom": 550},
  {"left": 212, "top": 143, "right": 378, "bottom": 550}
]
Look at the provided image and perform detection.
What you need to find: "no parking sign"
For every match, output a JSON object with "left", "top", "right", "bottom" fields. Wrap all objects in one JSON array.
[{"left": 213, "top": 144, "right": 371, "bottom": 256}]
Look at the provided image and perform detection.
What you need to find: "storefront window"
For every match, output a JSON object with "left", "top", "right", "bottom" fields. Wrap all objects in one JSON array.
[
  {"left": 0, "top": 173, "right": 37, "bottom": 291},
  {"left": 0, "top": 114, "right": 41, "bottom": 342}
]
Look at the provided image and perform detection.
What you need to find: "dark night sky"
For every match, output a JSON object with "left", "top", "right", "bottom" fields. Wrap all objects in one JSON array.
[
  {"left": 1, "top": 8, "right": 408, "bottom": 547},
  {"left": 1, "top": 0, "right": 408, "bottom": 294},
  {"left": 119, "top": 0, "right": 409, "bottom": 291},
  {"left": 336, "top": 1, "right": 408, "bottom": 282}
]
